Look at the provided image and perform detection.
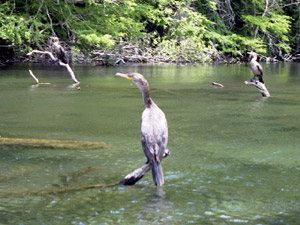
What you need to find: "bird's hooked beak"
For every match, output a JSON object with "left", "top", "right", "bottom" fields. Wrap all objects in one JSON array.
[
  {"left": 115, "top": 73, "right": 133, "bottom": 81},
  {"left": 247, "top": 52, "right": 254, "bottom": 56}
]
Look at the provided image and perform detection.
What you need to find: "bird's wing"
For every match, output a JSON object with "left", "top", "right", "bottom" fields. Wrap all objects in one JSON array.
[
  {"left": 59, "top": 45, "right": 65, "bottom": 55},
  {"left": 140, "top": 107, "right": 168, "bottom": 162},
  {"left": 141, "top": 131, "right": 155, "bottom": 161},
  {"left": 256, "top": 64, "right": 263, "bottom": 76},
  {"left": 141, "top": 131, "right": 167, "bottom": 162}
]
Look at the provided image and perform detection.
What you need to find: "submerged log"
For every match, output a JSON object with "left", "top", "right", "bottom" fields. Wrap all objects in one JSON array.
[
  {"left": 0, "top": 137, "right": 108, "bottom": 149},
  {"left": 0, "top": 182, "right": 120, "bottom": 197},
  {"left": 27, "top": 50, "right": 79, "bottom": 83},
  {"left": 244, "top": 80, "right": 270, "bottom": 97},
  {"left": 0, "top": 148, "right": 169, "bottom": 197},
  {"left": 59, "top": 165, "right": 103, "bottom": 187}
]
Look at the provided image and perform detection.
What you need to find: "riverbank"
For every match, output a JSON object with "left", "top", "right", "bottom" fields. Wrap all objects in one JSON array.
[{"left": 2, "top": 44, "right": 300, "bottom": 66}]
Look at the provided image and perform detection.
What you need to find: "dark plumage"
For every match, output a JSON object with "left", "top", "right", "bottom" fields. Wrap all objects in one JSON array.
[
  {"left": 116, "top": 72, "right": 169, "bottom": 186},
  {"left": 248, "top": 51, "right": 264, "bottom": 83},
  {"left": 51, "top": 37, "right": 68, "bottom": 64}
]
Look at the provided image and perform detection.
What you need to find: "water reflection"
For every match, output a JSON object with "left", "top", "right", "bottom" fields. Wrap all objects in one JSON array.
[
  {"left": 138, "top": 187, "right": 174, "bottom": 224},
  {"left": 251, "top": 96, "right": 268, "bottom": 109},
  {"left": 30, "top": 83, "right": 39, "bottom": 90},
  {"left": 68, "top": 83, "right": 80, "bottom": 89}
]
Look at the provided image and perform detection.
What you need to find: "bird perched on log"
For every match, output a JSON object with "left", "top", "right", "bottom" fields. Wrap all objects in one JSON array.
[
  {"left": 116, "top": 72, "right": 169, "bottom": 186},
  {"left": 248, "top": 51, "right": 264, "bottom": 83},
  {"left": 51, "top": 37, "right": 68, "bottom": 64}
]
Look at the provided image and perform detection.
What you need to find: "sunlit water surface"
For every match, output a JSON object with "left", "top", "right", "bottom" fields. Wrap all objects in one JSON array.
[{"left": 0, "top": 63, "right": 300, "bottom": 224}]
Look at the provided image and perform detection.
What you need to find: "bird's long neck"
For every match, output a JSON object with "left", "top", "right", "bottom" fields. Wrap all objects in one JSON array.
[
  {"left": 140, "top": 85, "right": 152, "bottom": 108},
  {"left": 251, "top": 55, "right": 257, "bottom": 62}
]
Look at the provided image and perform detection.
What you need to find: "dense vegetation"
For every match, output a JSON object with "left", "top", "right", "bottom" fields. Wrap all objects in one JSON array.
[{"left": 0, "top": 0, "right": 300, "bottom": 64}]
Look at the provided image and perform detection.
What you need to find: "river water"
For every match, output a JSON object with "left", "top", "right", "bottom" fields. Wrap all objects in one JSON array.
[{"left": 0, "top": 63, "right": 299, "bottom": 224}]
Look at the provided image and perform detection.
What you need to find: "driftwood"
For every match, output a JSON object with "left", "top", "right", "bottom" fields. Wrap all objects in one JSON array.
[
  {"left": 120, "top": 163, "right": 152, "bottom": 185},
  {"left": 28, "top": 70, "right": 51, "bottom": 85},
  {"left": 244, "top": 80, "right": 270, "bottom": 97},
  {"left": 120, "top": 149, "right": 170, "bottom": 185},
  {"left": 0, "top": 137, "right": 108, "bottom": 149},
  {"left": 27, "top": 50, "right": 79, "bottom": 83},
  {"left": 212, "top": 82, "right": 224, "bottom": 88}
]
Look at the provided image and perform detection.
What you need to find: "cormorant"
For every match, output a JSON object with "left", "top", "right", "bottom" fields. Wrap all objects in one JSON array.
[
  {"left": 248, "top": 51, "right": 264, "bottom": 83},
  {"left": 116, "top": 72, "right": 169, "bottom": 186},
  {"left": 51, "top": 37, "right": 68, "bottom": 64}
]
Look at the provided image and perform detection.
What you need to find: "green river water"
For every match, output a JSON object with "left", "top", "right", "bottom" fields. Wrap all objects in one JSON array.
[{"left": 0, "top": 63, "right": 299, "bottom": 224}]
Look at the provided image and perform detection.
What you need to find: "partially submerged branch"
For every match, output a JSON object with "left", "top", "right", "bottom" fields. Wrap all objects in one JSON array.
[
  {"left": 28, "top": 70, "right": 51, "bottom": 85},
  {"left": 244, "top": 80, "right": 270, "bottom": 97},
  {"left": 120, "top": 163, "right": 152, "bottom": 185},
  {"left": 27, "top": 50, "right": 80, "bottom": 83},
  {"left": 212, "top": 82, "right": 224, "bottom": 88},
  {"left": 29, "top": 69, "right": 39, "bottom": 84},
  {"left": 120, "top": 149, "right": 170, "bottom": 185}
]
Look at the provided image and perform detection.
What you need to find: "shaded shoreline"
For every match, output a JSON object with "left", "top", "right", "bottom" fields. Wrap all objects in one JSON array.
[{"left": 1, "top": 46, "right": 300, "bottom": 66}]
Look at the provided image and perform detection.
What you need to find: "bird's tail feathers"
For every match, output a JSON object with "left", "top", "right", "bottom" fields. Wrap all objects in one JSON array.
[
  {"left": 61, "top": 57, "right": 68, "bottom": 64},
  {"left": 152, "top": 161, "right": 164, "bottom": 186},
  {"left": 259, "top": 77, "right": 264, "bottom": 83}
]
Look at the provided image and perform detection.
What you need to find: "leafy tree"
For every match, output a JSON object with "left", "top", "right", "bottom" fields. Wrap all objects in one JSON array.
[{"left": 0, "top": 0, "right": 298, "bottom": 62}]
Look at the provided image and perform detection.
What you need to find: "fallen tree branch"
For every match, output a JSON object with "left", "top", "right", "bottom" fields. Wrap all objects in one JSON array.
[
  {"left": 244, "top": 80, "right": 270, "bottom": 97},
  {"left": 27, "top": 50, "right": 80, "bottom": 83},
  {"left": 29, "top": 69, "right": 39, "bottom": 84},
  {"left": 28, "top": 70, "right": 51, "bottom": 85},
  {"left": 120, "top": 163, "right": 152, "bottom": 185},
  {"left": 120, "top": 149, "right": 170, "bottom": 185},
  {"left": 212, "top": 82, "right": 224, "bottom": 88}
]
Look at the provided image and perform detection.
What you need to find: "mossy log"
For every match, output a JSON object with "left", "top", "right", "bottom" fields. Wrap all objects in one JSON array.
[
  {"left": 0, "top": 137, "right": 108, "bottom": 149},
  {"left": 244, "top": 80, "right": 270, "bottom": 97},
  {"left": 0, "top": 145, "right": 169, "bottom": 197},
  {"left": 0, "top": 182, "right": 120, "bottom": 197}
]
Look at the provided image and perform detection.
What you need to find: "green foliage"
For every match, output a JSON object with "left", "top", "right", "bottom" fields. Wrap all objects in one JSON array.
[
  {"left": 79, "top": 33, "right": 115, "bottom": 49},
  {"left": 0, "top": 0, "right": 298, "bottom": 61},
  {"left": 0, "top": 1, "right": 49, "bottom": 54}
]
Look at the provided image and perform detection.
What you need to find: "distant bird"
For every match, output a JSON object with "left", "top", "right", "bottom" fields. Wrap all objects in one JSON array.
[
  {"left": 116, "top": 72, "right": 169, "bottom": 186},
  {"left": 248, "top": 51, "right": 264, "bottom": 83},
  {"left": 51, "top": 37, "right": 68, "bottom": 64}
]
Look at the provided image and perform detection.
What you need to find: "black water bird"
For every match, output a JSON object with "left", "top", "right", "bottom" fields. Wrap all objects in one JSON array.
[
  {"left": 116, "top": 72, "right": 169, "bottom": 186},
  {"left": 51, "top": 37, "right": 68, "bottom": 64},
  {"left": 248, "top": 51, "right": 264, "bottom": 83}
]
